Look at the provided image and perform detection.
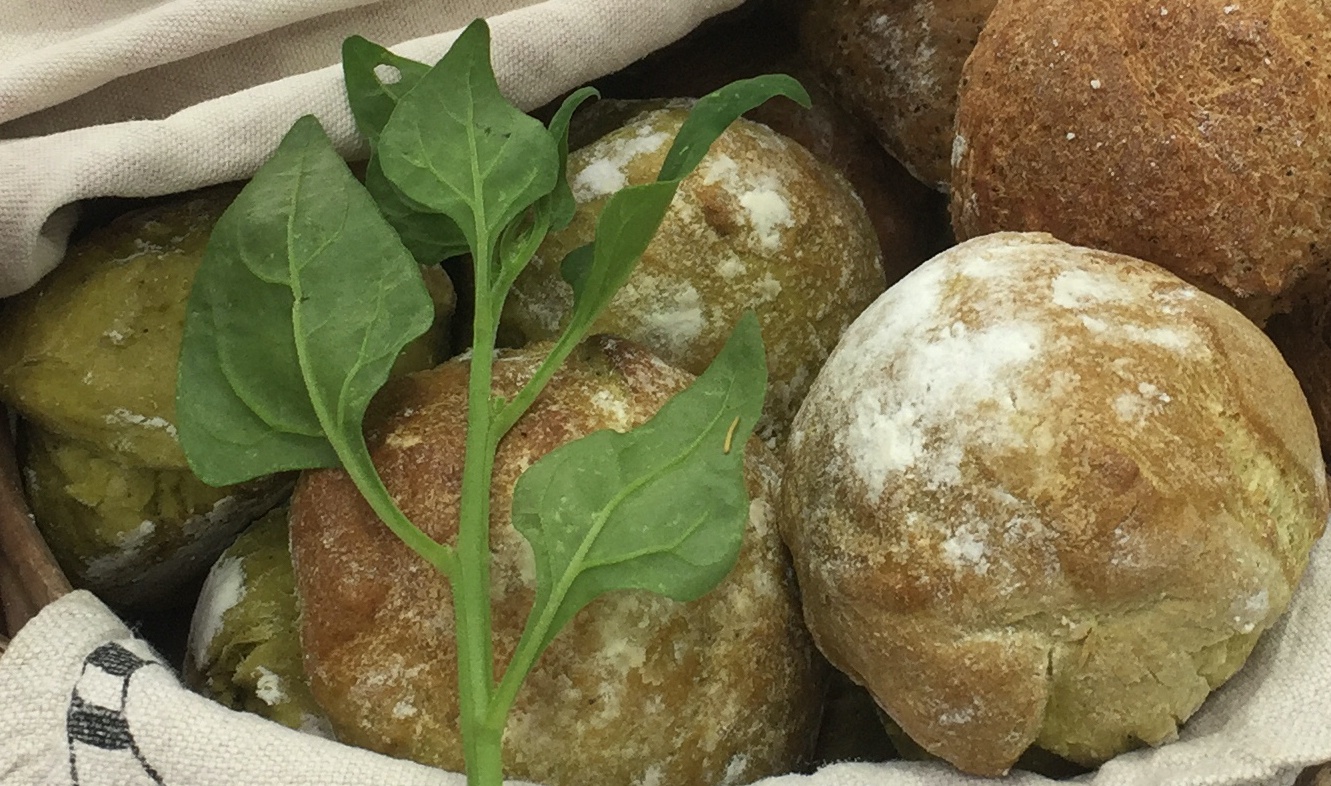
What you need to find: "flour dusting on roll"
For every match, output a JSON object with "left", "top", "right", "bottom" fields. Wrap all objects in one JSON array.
[{"left": 780, "top": 232, "right": 1328, "bottom": 775}]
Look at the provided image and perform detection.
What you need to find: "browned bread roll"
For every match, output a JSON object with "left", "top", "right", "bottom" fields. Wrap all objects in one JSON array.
[
  {"left": 780, "top": 232, "right": 1328, "bottom": 775},
  {"left": 290, "top": 337, "right": 823, "bottom": 786},
  {"left": 500, "top": 108, "right": 885, "bottom": 445},
  {"left": 796, "top": 0, "right": 997, "bottom": 191},
  {"left": 951, "top": 0, "right": 1331, "bottom": 322},
  {"left": 581, "top": 5, "right": 951, "bottom": 283}
]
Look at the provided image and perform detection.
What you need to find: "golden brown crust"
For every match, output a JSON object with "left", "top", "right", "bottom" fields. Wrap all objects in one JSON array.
[
  {"left": 798, "top": 0, "right": 997, "bottom": 190},
  {"left": 780, "top": 233, "right": 1328, "bottom": 774},
  {"left": 292, "top": 337, "right": 823, "bottom": 786},
  {"left": 502, "top": 109, "right": 885, "bottom": 445},
  {"left": 576, "top": 7, "right": 954, "bottom": 286},
  {"left": 950, "top": 0, "right": 1331, "bottom": 322}
]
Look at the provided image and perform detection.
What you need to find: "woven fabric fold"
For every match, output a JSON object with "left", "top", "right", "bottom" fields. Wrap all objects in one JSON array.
[{"left": 0, "top": 0, "right": 742, "bottom": 298}]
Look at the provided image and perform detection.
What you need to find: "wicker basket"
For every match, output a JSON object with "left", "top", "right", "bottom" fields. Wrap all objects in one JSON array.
[{"left": 0, "top": 409, "right": 70, "bottom": 654}]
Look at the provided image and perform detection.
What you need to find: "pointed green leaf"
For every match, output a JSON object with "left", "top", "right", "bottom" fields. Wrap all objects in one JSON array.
[
  {"left": 511, "top": 312, "right": 767, "bottom": 651},
  {"left": 558, "top": 242, "right": 594, "bottom": 296},
  {"left": 545, "top": 86, "right": 600, "bottom": 231},
  {"left": 176, "top": 115, "right": 434, "bottom": 486},
  {"left": 377, "top": 19, "right": 559, "bottom": 250},
  {"left": 364, "top": 152, "right": 469, "bottom": 264},
  {"left": 342, "top": 36, "right": 432, "bottom": 146},
  {"left": 342, "top": 38, "right": 469, "bottom": 264},
  {"left": 657, "top": 74, "right": 811, "bottom": 183},
  {"left": 559, "top": 179, "right": 678, "bottom": 335}
]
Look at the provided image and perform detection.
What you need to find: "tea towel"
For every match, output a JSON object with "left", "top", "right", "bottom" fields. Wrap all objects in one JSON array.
[
  {"left": 3, "top": 534, "right": 1330, "bottom": 784},
  {"left": 0, "top": 0, "right": 744, "bottom": 299}
]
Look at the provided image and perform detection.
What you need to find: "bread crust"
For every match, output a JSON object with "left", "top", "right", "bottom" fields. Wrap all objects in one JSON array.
[
  {"left": 798, "top": 0, "right": 997, "bottom": 190},
  {"left": 577, "top": 9, "right": 954, "bottom": 285},
  {"left": 951, "top": 0, "right": 1331, "bottom": 321},
  {"left": 781, "top": 232, "right": 1328, "bottom": 774},
  {"left": 502, "top": 110, "right": 885, "bottom": 444},
  {"left": 291, "top": 337, "right": 823, "bottom": 786}
]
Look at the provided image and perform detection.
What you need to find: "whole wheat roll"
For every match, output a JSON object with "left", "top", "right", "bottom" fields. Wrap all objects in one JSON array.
[
  {"left": 950, "top": 0, "right": 1331, "bottom": 322},
  {"left": 291, "top": 336, "right": 823, "bottom": 786},
  {"left": 781, "top": 232, "right": 1328, "bottom": 775},
  {"left": 797, "top": 0, "right": 997, "bottom": 191}
]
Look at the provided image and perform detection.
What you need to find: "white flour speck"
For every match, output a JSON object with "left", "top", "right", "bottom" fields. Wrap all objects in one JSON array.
[
  {"left": 941, "top": 525, "right": 990, "bottom": 574},
  {"left": 254, "top": 667, "right": 287, "bottom": 706},
  {"left": 104, "top": 408, "right": 177, "bottom": 438},
  {"left": 189, "top": 556, "right": 246, "bottom": 666}
]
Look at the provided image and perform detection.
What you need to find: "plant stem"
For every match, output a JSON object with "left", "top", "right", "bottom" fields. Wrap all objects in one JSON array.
[
  {"left": 489, "top": 203, "right": 550, "bottom": 318},
  {"left": 486, "top": 591, "right": 558, "bottom": 733},
  {"left": 491, "top": 321, "right": 588, "bottom": 442},
  {"left": 455, "top": 214, "right": 503, "bottom": 784},
  {"left": 339, "top": 443, "right": 457, "bottom": 578}
]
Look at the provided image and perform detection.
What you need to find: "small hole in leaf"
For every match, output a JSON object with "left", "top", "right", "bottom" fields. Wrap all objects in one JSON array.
[{"left": 374, "top": 64, "right": 402, "bottom": 85}]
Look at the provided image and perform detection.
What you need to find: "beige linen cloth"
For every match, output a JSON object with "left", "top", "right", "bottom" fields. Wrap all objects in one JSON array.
[
  {"left": 1, "top": 2, "right": 1331, "bottom": 785},
  {"left": 0, "top": 0, "right": 741, "bottom": 298}
]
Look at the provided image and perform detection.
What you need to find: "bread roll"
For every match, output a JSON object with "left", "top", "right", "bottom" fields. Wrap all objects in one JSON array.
[
  {"left": 781, "top": 232, "right": 1328, "bottom": 775},
  {"left": 796, "top": 0, "right": 997, "bottom": 190},
  {"left": 576, "top": 5, "right": 952, "bottom": 284},
  {"left": 185, "top": 507, "right": 330, "bottom": 737},
  {"left": 0, "top": 185, "right": 455, "bottom": 607},
  {"left": 0, "top": 185, "right": 288, "bottom": 607},
  {"left": 291, "top": 337, "right": 823, "bottom": 786},
  {"left": 951, "top": 0, "right": 1331, "bottom": 322},
  {"left": 500, "top": 108, "right": 885, "bottom": 444}
]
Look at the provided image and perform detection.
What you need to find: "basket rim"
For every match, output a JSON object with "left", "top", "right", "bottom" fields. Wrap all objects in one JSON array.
[{"left": 0, "top": 406, "right": 70, "bottom": 640}]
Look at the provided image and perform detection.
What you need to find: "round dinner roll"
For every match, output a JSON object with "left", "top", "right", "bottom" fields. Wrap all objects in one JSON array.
[
  {"left": 575, "top": 5, "right": 953, "bottom": 285},
  {"left": 780, "top": 233, "right": 1329, "bottom": 775},
  {"left": 290, "top": 337, "right": 823, "bottom": 786},
  {"left": 951, "top": 0, "right": 1331, "bottom": 322},
  {"left": 185, "top": 507, "right": 330, "bottom": 737},
  {"left": 0, "top": 185, "right": 456, "bottom": 607},
  {"left": 500, "top": 106, "right": 885, "bottom": 444},
  {"left": 796, "top": 0, "right": 998, "bottom": 190},
  {"left": 0, "top": 185, "right": 288, "bottom": 607}
]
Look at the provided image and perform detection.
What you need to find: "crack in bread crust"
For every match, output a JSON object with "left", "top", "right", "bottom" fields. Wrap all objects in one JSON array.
[{"left": 780, "top": 233, "right": 1328, "bottom": 775}]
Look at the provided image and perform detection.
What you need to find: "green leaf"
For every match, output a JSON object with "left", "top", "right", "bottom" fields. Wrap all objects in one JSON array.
[
  {"left": 545, "top": 86, "right": 599, "bottom": 231},
  {"left": 491, "top": 200, "right": 552, "bottom": 310},
  {"left": 364, "top": 152, "right": 469, "bottom": 264},
  {"left": 176, "top": 115, "right": 435, "bottom": 487},
  {"left": 510, "top": 312, "right": 767, "bottom": 652},
  {"left": 657, "top": 74, "right": 811, "bottom": 182},
  {"left": 341, "top": 36, "right": 432, "bottom": 146},
  {"left": 553, "top": 74, "right": 809, "bottom": 352},
  {"left": 559, "top": 179, "right": 678, "bottom": 335},
  {"left": 342, "top": 38, "right": 469, "bottom": 264},
  {"left": 377, "top": 19, "right": 559, "bottom": 252},
  {"left": 557, "top": 242, "right": 594, "bottom": 297}
]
